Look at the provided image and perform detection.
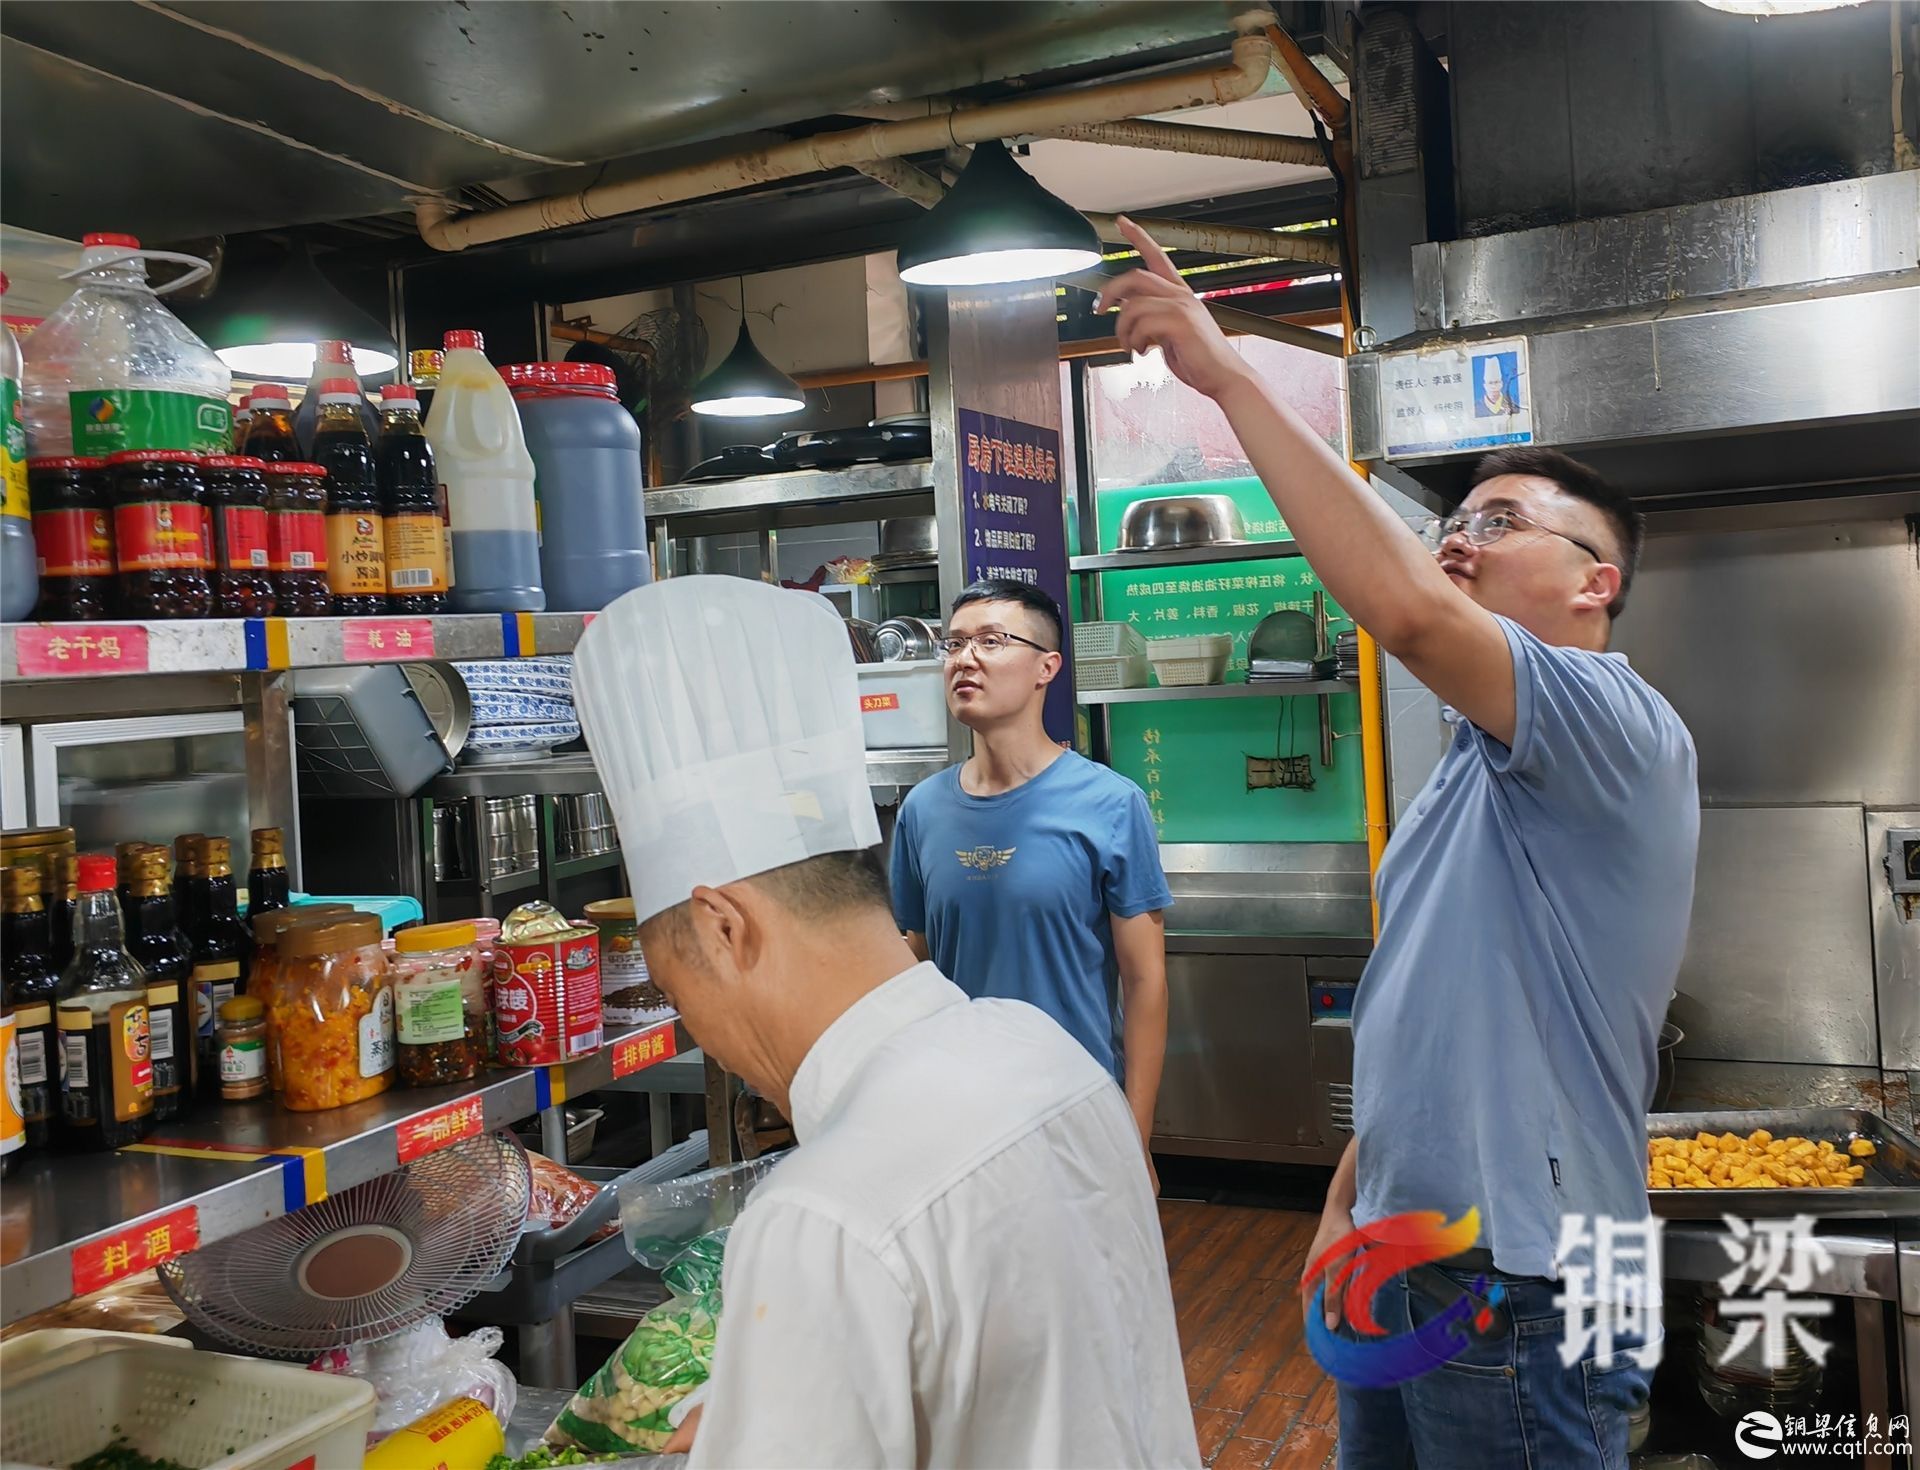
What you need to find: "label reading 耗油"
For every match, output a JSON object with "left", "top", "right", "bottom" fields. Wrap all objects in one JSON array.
[
  {"left": 33, "top": 508, "right": 114, "bottom": 576},
  {"left": 114, "top": 502, "right": 210, "bottom": 571},
  {"left": 69, "top": 389, "right": 230, "bottom": 456}
]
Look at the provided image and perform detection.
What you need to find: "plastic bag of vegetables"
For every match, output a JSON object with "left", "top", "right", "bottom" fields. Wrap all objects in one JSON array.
[{"left": 542, "top": 1286, "right": 718, "bottom": 1456}]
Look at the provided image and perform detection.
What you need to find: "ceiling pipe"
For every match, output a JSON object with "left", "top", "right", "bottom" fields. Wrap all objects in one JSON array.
[
  {"left": 1263, "top": 22, "right": 1349, "bottom": 128},
  {"left": 853, "top": 158, "right": 1340, "bottom": 265},
  {"left": 417, "top": 24, "right": 1279, "bottom": 252},
  {"left": 1036, "top": 118, "right": 1321, "bottom": 166}
]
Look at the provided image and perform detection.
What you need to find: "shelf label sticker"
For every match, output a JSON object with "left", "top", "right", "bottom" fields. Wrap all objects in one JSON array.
[
  {"left": 612, "top": 1020, "right": 678, "bottom": 1078},
  {"left": 342, "top": 618, "right": 434, "bottom": 662},
  {"left": 15, "top": 624, "right": 150, "bottom": 676},
  {"left": 395, "top": 1094, "right": 486, "bottom": 1163},
  {"left": 1377, "top": 335, "right": 1534, "bottom": 458},
  {"left": 71, "top": 1203, "right": 199, "bottom": 1295},
  {"left": 860, "top": 693, "right": 900, "bottom": 714}
]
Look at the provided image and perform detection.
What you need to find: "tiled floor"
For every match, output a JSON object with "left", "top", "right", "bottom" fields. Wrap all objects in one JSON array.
[{"left": 1162, "top": 1199, "right": 1341, "bottom": 1470}]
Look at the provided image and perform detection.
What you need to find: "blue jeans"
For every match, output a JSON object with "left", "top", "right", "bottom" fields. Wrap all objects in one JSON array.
[{"left": 1335, "top": 1266, "right": 1651, "bottom": 1470}]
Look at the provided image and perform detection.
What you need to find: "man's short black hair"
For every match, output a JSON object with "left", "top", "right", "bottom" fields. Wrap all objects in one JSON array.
[
  {"left": 640, "top": 848, "right": 892, "bottom": 958},
  {"left": 950, "top": 578, "right": 1064, "bottom": 650},
  {"left": 1470, "top": 446, "right": 1646, "bottom": 619}
]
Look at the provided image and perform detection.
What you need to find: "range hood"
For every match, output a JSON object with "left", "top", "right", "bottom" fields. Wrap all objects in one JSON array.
[{"left": 1348, "top": 172, "right": 1920, "bottom": 508}]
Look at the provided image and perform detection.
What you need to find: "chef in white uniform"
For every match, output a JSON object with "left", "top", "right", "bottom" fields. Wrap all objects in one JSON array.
[{"left": 574, "top": 577, "right": 1197, "bottom": 1470}]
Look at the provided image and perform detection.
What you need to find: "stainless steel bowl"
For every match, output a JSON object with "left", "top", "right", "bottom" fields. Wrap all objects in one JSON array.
[
  {"left": 878, "top": 516, "right": 937, "bottom": 558},
  {"left": 847, "top": 618, "right": 884, "bottom": 664},
  {"left": 875, "top": 615, "right": 940, "bottom": 662},
  {"left": 1117, "top": 494, "right": 1249, "bottom": 553},
  {"left": 480, "top": 795, "right": 539, "bottom": 879}
]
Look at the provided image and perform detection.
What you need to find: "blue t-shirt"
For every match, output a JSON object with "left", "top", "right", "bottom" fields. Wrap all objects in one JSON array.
[
  {"left": 889, "top": 752, "right": 1173, "bottom": 1080},
  {"left": 1352, "top": 618, "right": 1699, "bottom": 1279}
]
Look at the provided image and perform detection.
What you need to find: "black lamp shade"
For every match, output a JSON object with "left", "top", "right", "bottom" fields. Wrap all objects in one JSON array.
[
  {"left": 896, "top": 139, "right": 1102, "bottom": 287},
  {"left": 690, "top": 319, "right": 806, "bottom": 417},
  {"left": 183, "top": 245, "right": 398, "bottom": 382}
]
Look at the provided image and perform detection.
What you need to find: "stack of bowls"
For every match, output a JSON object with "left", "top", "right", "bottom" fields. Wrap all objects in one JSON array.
[{"left": 451, "top": 657, "right": 580, "bottom": 762}]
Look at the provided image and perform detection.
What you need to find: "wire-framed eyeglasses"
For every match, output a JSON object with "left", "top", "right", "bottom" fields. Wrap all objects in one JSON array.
[
  {"left": 1418, "top": 506, "right": 1603, "bottom": 563},
  {"left": 936, "top": 630, "right": 1052, "bottom": 660}
]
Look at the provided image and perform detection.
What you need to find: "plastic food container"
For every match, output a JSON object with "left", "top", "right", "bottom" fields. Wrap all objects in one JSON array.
[
  {"left": 275, "top": 914, "right": 395, "bottom": 1111},
  {"left": 1075, "top": 652, "right": 1151, "bottom": 691},
  {"left": 582, "top": 898, "right": 671, "bottom": 1026},
  {"left": 1072, "top": 621, "right": 1148, "bottom": 661},
  {"left": 496, "top": 902, "right": 602, "bottom": 1066},
  {"left": 1146, "top": 632, "right": 1233, "bottom": 686},
  {"left": 391, "top": 920, "right": 488, "bottom": 1087},
  {"left": 0, "top": 1331, "right": 376, "bottom": 1470},
  {"left": 855, "top": 660, "right": 946, "bottom": 748}
]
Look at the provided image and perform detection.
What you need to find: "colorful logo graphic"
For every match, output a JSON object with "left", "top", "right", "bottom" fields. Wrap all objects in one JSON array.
[
  {"left": 1303, "top": 1208, "right": 1504, "bottom": 1387},
  {"left": 956, "top": 845, "right": 1016, "bottom": 872},
  {"left": 87, "top": 396, "right": 118, "bottom": 424}
]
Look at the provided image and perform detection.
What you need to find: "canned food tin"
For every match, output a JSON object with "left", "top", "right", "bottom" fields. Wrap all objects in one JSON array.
[
  {"left": 581, "top": 898, "right": 672, "bottom": 1026},
  {"left": 495, "top": 923, "right": 602, "bottom": 1066}
]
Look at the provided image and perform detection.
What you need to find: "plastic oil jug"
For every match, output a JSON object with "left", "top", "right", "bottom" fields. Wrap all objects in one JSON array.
[
  {"left": 21, "top": 234, "right": 230, "bottom": 459},
  {"left": 423, "top": 331, "right": 543, "bottom": 613}
]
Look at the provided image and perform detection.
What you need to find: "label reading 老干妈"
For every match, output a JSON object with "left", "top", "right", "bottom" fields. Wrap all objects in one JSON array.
[
  {"left": 33, "top": 508, "right": 114, "bottom": 576},
  {"left": 216, "top": 505, "right": 270, "bottom": 571},
  {"left": 114, "top": 502, "right": 210, "bottom": 571},
  {"left": 268, "top": 508, "right": 327, "bottom": 573}
]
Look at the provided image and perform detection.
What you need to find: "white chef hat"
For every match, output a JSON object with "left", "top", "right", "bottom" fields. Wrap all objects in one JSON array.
[{"left": 573, "top": 576, "right": 882, "bottom": 925}]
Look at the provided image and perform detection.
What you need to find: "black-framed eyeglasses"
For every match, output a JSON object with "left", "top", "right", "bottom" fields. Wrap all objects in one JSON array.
[
  {"left": 1419, "top": 507, "right": 1604, "bottom": 563},
  {"left": 936, "top": 630, "right": 1052, "bottom": 659}
]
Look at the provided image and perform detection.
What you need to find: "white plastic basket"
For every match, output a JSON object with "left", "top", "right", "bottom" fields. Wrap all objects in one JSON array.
[
  {"left": 1072, "top": 621, "right": 1148, "bottom": 661},
  {"left": 1147, "top": 633, "right": 1233, "bottom": 687},
  {"left": 856, "top": 660, "right": 947, "bottom": 748},
  {"left": 0, "top": 1332, "right": 376, "bottom": 1470},
  {"left": 1075, "top": 652, "right": 1151, "bottom": 691}
]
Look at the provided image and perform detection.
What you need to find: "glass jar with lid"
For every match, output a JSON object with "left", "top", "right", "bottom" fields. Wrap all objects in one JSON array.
[
  {"left": 109, "top": 449, "right": 211, "bottom": 618},
  {"left": 251, "top": 903, "right": 353, "bottom": 1091},
  {"left": 263, "top": 461, "right": 332, "bottom": 615},
  {"left": 274, "top": 913, "right": 394, "bottom": 1112},
  {"left": 391, "top": 920, "right": 488, "bottom": 1087}
]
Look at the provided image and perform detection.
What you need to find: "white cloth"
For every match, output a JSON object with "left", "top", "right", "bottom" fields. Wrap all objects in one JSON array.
[
  {"left": 688, "top": 963, "right": 1197, "bottom": 1470},
  {"left": 573, "top": 576, "right": 881, "bottom": 924}
]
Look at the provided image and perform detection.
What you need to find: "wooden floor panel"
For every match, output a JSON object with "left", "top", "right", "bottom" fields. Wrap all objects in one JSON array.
[{"left": 1162, "top": 1199, "right": 1338, "bottom": 1469}]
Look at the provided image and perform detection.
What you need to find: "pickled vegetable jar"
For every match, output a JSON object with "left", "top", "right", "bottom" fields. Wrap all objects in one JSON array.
[
  {"left": 391, "top": 920, "right": 488, "bottom": 1087},
  {"left": 275, "top": 913, "right": 394, "bottom": 1111}
]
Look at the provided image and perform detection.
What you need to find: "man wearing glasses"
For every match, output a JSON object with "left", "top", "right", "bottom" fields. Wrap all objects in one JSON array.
[
  {"left": 1102, "top": 219, "right": 1698, "bottom": 1468},
  {"left": 889, "top": 578, "right": 1173, "bottom": 1179}
]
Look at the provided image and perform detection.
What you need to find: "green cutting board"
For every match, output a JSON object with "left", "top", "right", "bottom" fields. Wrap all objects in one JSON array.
[{"left": 1091, "top": 477, "right": 1364, "bottom": 844}]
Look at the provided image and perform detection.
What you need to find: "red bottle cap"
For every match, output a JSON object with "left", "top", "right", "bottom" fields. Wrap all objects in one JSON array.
[
  {"left": 249, "top": 387, "right": 291, "bottom": 409},
  {"left": 317, "top": 378, "right": 360, "bottom": 398},
  {"left": 202, "top": 455, "right": 268, "bottom": 471},
  {"left": 106, "top": 449, "right": 201, "bottom": 465},
  {"left": 316, "top": 339, "right": 353, "bottom": 362},
  {"left": 77, "top": 854, "right": 118, "bottom": 893},
  {"left": 264, "top": 462, "right": 329, "bottom": 477},
  {"left": 28, "top": 456, "right": 109, "bottom": 471},
  {"left": 443, "top": 330, "right": 483, "bottom": 351},
  {"left": 380, "top": 383, "right": 419, "bottom": 403},
  {"left": 500, "top": 362, "right": 616, "bottom": 390},
  {"left": 83, "top": 233, "right": 141, "bottom": 250}
]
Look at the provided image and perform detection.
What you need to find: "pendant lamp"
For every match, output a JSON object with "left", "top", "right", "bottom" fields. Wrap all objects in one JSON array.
[
  {"left": 185, "top": 243, "right": 399, "bottom": 382},
  {"left": 896, "top": 139, "right": 1103, "bottom": 288},
  {"left": 690, "top": 281, "right": 806, "bottom": 417}
]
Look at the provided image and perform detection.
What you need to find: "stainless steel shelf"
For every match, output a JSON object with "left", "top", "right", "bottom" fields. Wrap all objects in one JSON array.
[
  {"left": 647, "top": 460, "right": 934, "bottom": 537},
  {"left": 865, "top": 747, "right": 950, "bottom": 793},
  {"left": 1078, "top": 679, "right": 1357, "bottom": 704},
  {"left": 551, "top": 851, "right": 623, "bottom": 882},
  {"left": 0, "top": 1018, "right": 691, "bottom": 1327},
  {"left": 2, "top": 614, "right": 591, "bottom": 683},
  {"left": 428, "top": 755, "right": 606, "bottom": 800},
  {"left": 1070, "top": 539, "right": 1302, "bottom": 573}
]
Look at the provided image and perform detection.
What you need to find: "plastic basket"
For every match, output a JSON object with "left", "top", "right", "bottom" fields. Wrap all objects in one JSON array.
[
  {"left": 1072, "top": 622, "right": 1147, "bottom": 660},
  {"left": 856, "top": 661, "right": 946, "bottom": 748},
  {"left": 1075, "top": 652, "right": 1151, "bottom": 691},
  {"left": 1147, "top": 633, "right": 1233, "bottom": 687},
  {"left": 0, "top": 1333, "right": 376, "bottom": 1470}
]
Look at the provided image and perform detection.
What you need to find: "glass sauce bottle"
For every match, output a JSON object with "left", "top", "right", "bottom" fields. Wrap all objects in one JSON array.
[
  {"left": 49, "top": 854, "right": 79, "bottom": 975},
  {"left": 202, "top": 455, "right": 276, "bottom": 617},
  {"left": 2, "top": 864, "right": 59, "bottom": 1151},
  {"left": 242, "top": 385, "right": 298, "bottom": 463},
  {"left": 172, "top": 835, "right": 206, "bottom": 943},
  {"left": 313, "top": 380, "right": 386, "bottom": 614},
  {"left": 190, "top": 836, "right": 250, "bottom": 1100},
  {"left": 56, "top": 854, "right": 153, "bottom": 1150},
  {"left": 264, "top": 463, "right": 332, "bottom": 615},
  {"left": 376, "top": 384, "right": 449, "bottom": 613},
  {"left": 124, "top": 847, "right": 192, "bottom": 1120},
  {"left": 247, "top": 827, "right": 290, "bottom": 919},
  {"left": 27, "top": 456, "right": 115, "bottom": 620},
  {"left": 109, "top": 450, "right": 212, "bottom": 619}
]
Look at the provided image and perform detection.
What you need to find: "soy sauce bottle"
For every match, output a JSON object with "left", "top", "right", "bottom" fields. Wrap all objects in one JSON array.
[
  {"left": 56, "top": 855, "right": 152, "bottom": 1151},
  {"left": 49, "top": 854, "right": 79, "bottom": 975},
  {"left": 247, "top": 827, "right": 290, "bottom": 919},
  {"left": 124, "top": 847, "right": 192, "bottom": 1120},
  {"left": 376, "top": 384, "right": 449, "bottom": 613},
  {"left": 189, "top": 837, "right": 249, "bottom": 1100},
  {"left": 313, "top": 380, "right": 387, "bottom": 614},
  {"left": 242, "top": 385, "right": 298, "bottom": 463},
  {"left": 173, "top": 835, "right": 207, "bottom": 943},
  {"left": 2, "top": 864, "right": 59, "bottom": 1151}
]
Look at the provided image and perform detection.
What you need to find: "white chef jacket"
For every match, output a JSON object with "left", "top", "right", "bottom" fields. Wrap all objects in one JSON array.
[{"left": 688, "top": 962, "right": 1197, "bottom": 1470}]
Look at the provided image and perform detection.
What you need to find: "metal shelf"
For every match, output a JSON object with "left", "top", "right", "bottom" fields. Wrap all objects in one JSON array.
[
  {"left": 1078, "top": 679, "right": 1356, "bottom": 705},
  {"left": 647, "top": 460, "right": 934, "bottom": 537},
  {"left": 865, "top": 746, "right": 950, "bottom": 791},
  {"left": 551, "top": 851, "right": 623, "bottom": 882},
  {"left": 1070, "top": 539, "right": 1302, "bottom": 573},
  {"left": 428, "top": 754, "right": 604, "bottom": 800},
  {"left": 0, "top": 1017, "right": 691, "bottom": 1327},
  {"left": 2, "top": 614, "right": 592, "bottom": 682}
]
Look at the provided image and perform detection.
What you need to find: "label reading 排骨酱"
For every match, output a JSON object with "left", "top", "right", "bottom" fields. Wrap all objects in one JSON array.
[{"left": 69, "top": 389, "right": 230, "bottom": 456}]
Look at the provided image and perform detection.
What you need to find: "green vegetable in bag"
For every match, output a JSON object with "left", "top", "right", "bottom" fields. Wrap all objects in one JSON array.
[{"left": 543, "top": 1294, "right": 719, "bottom": 1456}]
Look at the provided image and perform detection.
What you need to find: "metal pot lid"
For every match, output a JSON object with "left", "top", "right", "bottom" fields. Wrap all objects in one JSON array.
[
  {"left": 872, "top": 412, "right": 931, "bottom": 428},
  {"left": 402, "top": 662, "right": 472, "bottom": 759}
]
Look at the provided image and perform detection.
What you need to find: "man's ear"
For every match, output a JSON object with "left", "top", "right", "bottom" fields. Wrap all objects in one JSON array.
[
  {"left": 1035, "top": 650, "right": 1063, "bottom": 689},
  {"left": 689, "top": 882, "right": 764, "bottom": 974},
  {"left": 1574, "top": 560, "right": 1624, "bottom": 617}
]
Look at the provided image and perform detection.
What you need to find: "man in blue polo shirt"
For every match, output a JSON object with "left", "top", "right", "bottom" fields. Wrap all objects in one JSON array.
[
  {"left": 890, "top": 578, "right": 1173, "bottom": 1175},
  {"left": 1102, "top": 220, "right": 1697, "bottom": 1469}
]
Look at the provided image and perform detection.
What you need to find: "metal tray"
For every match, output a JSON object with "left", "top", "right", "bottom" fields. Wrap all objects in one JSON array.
[{"left": 1646, "top": 1108, "right": 1920, "bottom": 1219}]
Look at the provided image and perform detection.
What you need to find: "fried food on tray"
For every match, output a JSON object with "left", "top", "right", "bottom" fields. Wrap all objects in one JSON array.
[{"left": 1646, "top": 1130, "right": 1871, "bottom": 1190}]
